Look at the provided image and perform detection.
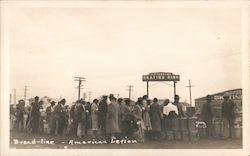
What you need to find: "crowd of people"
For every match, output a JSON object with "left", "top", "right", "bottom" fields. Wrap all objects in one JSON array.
[
  {"left": 10, "top": 92, "right": 237, "bottom": 143},
  {"left": 10, "top": 94, "right": 187, "bottom": 142}
]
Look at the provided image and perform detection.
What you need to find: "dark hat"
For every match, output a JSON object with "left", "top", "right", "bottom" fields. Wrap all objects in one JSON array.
[
  {"left": 125, "top": 98, "right": 130, "bottom": 103},
  {"left": 118, "top": 98, "right": 123, "bottom": 102},
  {"left": 153, "top": 98, "right": 158, "bottom": 102},
  {"left": 174, "top": 95, "right": 180, "bottom": 99}
]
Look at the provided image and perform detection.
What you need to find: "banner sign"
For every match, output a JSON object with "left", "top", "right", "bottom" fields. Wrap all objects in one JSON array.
[{"left": 142, "top": 72, "right": 180, "bottom": 82}]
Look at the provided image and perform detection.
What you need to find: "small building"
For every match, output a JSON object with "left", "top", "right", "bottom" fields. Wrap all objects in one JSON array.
[{"left": 195, "top": 88, "right": 242, "bottom": 117}]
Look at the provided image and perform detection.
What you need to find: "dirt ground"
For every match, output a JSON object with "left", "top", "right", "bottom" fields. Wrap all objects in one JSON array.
[{"left": 10, "top": 131, "right": 242, "bottom": 149}]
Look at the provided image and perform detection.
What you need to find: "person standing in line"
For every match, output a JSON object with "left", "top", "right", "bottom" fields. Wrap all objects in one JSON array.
[
  {"left": 106, "top": 95, "right": 120, "bottom": 143},
  {"left": 46, "top": 101, "right": 56, "bottom": 134},
  {"left": 173, "top": 95, "right": 184, "bottom": 118},
  {"left": 75, "top": 100, "right": 87, "bottom": 138},
  {"left": 22, "top": 101, "right": 29, "bottom": 132},
  {"left": 201, "top": 95, "right": 213, "bottom": 139},
  {"left": 133, "top": 98, "right": 145, "bottom": 142},
  {"left": 221, "top": 93, "right": 236, "bottom": 139},
  {"left": 121, "top": 99, "right": 133, "bottom": 139},
  {"left": 117, "top": 98, "right": 123, "bottom": 138},
  {"left": 163, "top": 99, "right": 178, "bottom": 134},
  {"left": 54, "top": 99, "right": 67, "bottom": 135},
  {"left": 25, "top": 103, "right": 32, "bottom": 133},
  {"left": 163, "top": 99, "right": 178, "bottom": 118},
  {"left": 91, "top": 99, "right": 99, "bottom": 139},
  {"left": 85, "top": 102, "right": 92, "bottom": 137},
  {"left": 39, "top": 101, "right": 46, "bottom": 133},
  {"left": 142, "top": 95, "right": 152, "bottom": 131},
  {"left": 98, "top": 95, "right": 108, "bottom": 139},
  {"left": 149, "top": 98, "right": 162, "bottom": 140},
  {"left": 16, "top": 99, "right": 25, "bottom": 132},
  {"left": 69, "top": 101, "right": 77, "bottom": 136},
  {"left": 30, "top": 96, "right": 40, "bottom": 133}
]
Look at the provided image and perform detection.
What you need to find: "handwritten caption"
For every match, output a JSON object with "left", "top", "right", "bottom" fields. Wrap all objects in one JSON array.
[{"left": 13, "top": 138, "right": 138, "bottom": 145}]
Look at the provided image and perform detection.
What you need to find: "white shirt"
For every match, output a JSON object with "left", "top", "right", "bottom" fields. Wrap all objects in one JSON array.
[{"left": 163, "top": 103, "right": 179, "bottom": 116}]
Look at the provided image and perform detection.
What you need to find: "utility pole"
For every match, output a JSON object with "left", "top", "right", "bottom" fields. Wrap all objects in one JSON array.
[
  {"left": 74, "top": 76, "right": 85, "bottom": 100},
  {"left": 186, "top": 79, "right": 195, "bottom": 106},
  {"left": 24, "top": 85, "right": 28, "bottom": 101},
  {"left": 88, "top": 91, "right": 92, "bottom": 102},
  {"left": 174, "top": 81, "right": 177, "bottom": 97},
  {"left": 146, "top": 81, "right": 149, "bottom": 97},
  {"left": 14, "top": 89, "right": 16, "bottom": 105},
  {"left": 126, "top": 85, "right": 134, "bottom": 100}
]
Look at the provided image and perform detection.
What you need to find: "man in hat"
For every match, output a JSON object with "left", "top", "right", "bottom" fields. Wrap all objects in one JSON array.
[
  {"left": 106, "top": 96, "right": 120, "bottom": 142},
  {"left": 53, "top": 99, "right": 67, "bottom": 135},
  {"left": 201, "top": 95, "right": 213, "bottom": 139},
  {"left": 31, "top": 96, "right": 40, "bottom": 133},
  {"left": 149, "top": 98, "right": 162, "bottom": 140},
  {"left": 46, "top": 101, "right": 56, "bottom": 134},
  {"left": 98, "top": 95, "right": 108, "bottom": 138},
  {"left": 57, "top": 99, "right": 67, "bottom": 135},
  {"left": 121, "top": 98, "right": 133, "bottom": 138},
  {"left": 173, "top": 95, "right": 184, "bottom": 118},
  {"left": 16, "top": 99, "right": 25, "bottom": 132},
  {"left": 221, "top": 92, "right": 236, "bottom": 139}
]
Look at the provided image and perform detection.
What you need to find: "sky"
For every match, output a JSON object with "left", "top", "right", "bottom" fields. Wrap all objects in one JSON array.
[{"left": 9, "top": 7, "right": 242, "bottom": 104}]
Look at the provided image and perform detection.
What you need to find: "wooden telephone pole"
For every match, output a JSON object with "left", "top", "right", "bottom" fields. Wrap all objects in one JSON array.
[
  {"left": 126, "top": 85, "right": 134, "bottom": 100},
  {"left": 74, "top": 76, "right": 85, "bottom": 100},
  {"left": 186, "top": 79, "right": 195, "bottom": 106}
]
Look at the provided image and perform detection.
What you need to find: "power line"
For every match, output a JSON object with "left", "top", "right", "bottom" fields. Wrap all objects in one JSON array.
[
  {"left": 126, "top": 85, "right": 134, "bottom": 100},
  {"left": 186, "top": 79, "right": 195, "bottom": 106},
  {"left": 74, "top": 76, "right": 85, "bottom": 100}
]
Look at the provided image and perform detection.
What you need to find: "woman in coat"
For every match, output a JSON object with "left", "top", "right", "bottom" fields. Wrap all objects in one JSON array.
[
  {"left": 149, "top": 98, "right": 162, "bottom": 140},
  {"left": 91, "top": 99, "right": 99, "bottom": 139},
  {"left": 106, "top": 96, "right": 120, "bottom": 142},
  {"left": 133, "top": 98, "right": 145, "bottom": 143},
  {"left": 121, "top": 98, "right": 133, "bottom": 138},
  {"left": 75, "top": 100, "right": 86, "bottom": 138},
  {"left": 142, "top": 99, "right": 152, "bottom": 131}
]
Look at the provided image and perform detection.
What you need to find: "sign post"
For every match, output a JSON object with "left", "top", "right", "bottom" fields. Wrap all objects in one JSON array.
[
  {"left": 146, "top": 81, "right": 149, "bottom": 97},
  {"left": 174, "top": 81, "right": 176, "bottom": 96},
  {"left": 142, "top": 72, "right": 180, "bottom": 97}
]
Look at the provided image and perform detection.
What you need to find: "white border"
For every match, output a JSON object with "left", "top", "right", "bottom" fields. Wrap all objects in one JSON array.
[{"left": 1, "top": 1, "right": 249, "bottom": 156}]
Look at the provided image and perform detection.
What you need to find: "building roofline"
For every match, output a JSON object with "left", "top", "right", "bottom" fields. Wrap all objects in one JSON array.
[{"left": 195, "top": 88, "right": 242, "bottom": 101}]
